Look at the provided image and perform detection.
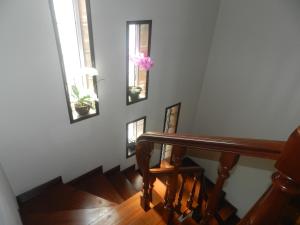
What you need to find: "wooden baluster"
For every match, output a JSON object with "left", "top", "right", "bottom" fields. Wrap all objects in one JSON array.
[
  {"left": 136, "top": 142, "right": 153, "bottom": 211},
  {"left": 170, "top": 145, "right": 187, "bottom": 167},
  {"left": 197, "top": 170, "right": 206, "bottom": 211},
  {"left": 187, "top": 174, "right": 198, "bottom": 209},
  {"left": 164, "top": 173, "right": 178, "bottom": 224},
  {"left": 193, "top": 169, "right": 206, "bottom": 222},
  {"left": 175, "top": 174, "right": 187, "bottom": 213},
  {"left": 238, "top": 127, "right": 300, "bottom": 225},
  {"left": 149, "top": 175, "right": 156, "bottom": 202},
  {"left": 164, "top": 145, "right": 187, "bottom": 224},
  {"left": 200, "top": 152, "right": 240, "bottom": 225}
]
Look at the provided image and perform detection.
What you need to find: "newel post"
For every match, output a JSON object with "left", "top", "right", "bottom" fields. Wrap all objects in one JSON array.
[
  {"left": 136, "top": 142, "right": 153, "bottom": 211},
  {"left": 200, "top": 152, "right": 240, "bottom": 225},
  {"left": 238, "top": 127, "right": 300, "bottom": 225}
]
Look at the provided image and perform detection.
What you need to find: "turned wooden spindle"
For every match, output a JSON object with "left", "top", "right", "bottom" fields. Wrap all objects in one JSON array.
[
  {"left": 164, "top": 146, "right": 187, "bottom": 223},
  {"left": 193, "top": 170, "right": 206, "bottom": 222},
  {"left": 197, "top": 171, "right": 207, "bottom": 209},
  {"left": 149, "top": 175, "right": 156, "bottom": 202},
  {"left": 170, "top": 145, "right": 187, "bottom": 167},
  {"left": 136, "top": 142, "right": 153, "bottom": 211},
  {"left": 238, "top": 127, "right": 300, "bottom": 225},
  {"left": 175, "top": 174, "right": 187, "bottom": 212},
  {"left": 200, "top": 152, "right": 240, "bottom": 225},
  {"left": 187, "top": 174, "right": 198, "bottom": 209}
]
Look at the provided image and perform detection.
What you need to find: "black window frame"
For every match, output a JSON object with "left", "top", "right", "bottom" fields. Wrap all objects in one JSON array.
[
  {"left": 160, "top": 102, "right": 181, "bottom": 162},
  {"left": 126, "top": 116, "right": 147, "bottom": 158},
  {"left": 126, "top": 20, "right": 152, "bottom": 105},
  {"left": 162, "top": 102, "right": 181, "bottom": 133},
  {"left": 49, "top": 0, "right": 99, "bottom": 124}
]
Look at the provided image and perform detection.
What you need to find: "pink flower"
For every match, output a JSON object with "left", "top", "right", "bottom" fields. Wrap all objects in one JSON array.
[{"left": 130, "top": 53, "right": 154, "bottom": 71}]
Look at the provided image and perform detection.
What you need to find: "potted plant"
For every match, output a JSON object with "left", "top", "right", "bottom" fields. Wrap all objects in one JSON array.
[
  {"left": 128, "top": 86, "right": 142, "bottom": 102},
  {"left": 71, "top": 85, "right": 97, "bottom": 116}
]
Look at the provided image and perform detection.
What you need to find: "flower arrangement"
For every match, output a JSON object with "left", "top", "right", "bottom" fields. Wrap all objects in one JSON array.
[
  {"left": 130, "top": 53, "right": 154, "bottom": 71},
  {"left": 128, "top": 53, "right": 154, "bottom": 102}
]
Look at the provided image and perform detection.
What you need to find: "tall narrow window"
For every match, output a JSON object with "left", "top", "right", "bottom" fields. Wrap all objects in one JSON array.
[
  {"left": 126, "top": 20, "right": 152, "bottom": 105},
  {"left": 126, "top": 117, "right": 146, "bottom": 158},
  {"left": 161, "top": 103, "right": 181, "bottom": 162},
  {"left": 50, "top": 0, "right": 99, "bottom": 123}
]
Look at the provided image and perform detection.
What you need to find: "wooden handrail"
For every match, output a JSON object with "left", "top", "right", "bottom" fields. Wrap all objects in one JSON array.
[
  {"left": 137, "top": 132, "right": 284, "bottom": 160},
  {"left": 136, "top": 128, "right": 300, "bottom": 225}
]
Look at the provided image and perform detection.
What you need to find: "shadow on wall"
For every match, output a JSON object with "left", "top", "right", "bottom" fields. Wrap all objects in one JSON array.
[{"left": 187, "top": 148, "right": 275, "bottom": 172}]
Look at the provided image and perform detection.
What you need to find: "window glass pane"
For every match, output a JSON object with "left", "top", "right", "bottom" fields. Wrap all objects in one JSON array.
[
  {"left": 139, "top": 24, "right": 149, "bottom": 55},
  {"left": 161, "top": 103, "right": 181, "bottom": 162},
  {"left": 136, "top": 119, "right": 144, "bottom": 137},
  {"left": 50, "top": 0, "right": 99, "bottom": 123},
  {"left": 128, "top": 24, "right": 136, "bottom": 87},
  {"left": 53, "top": 0, "right": 82, "bottom": 84},
  {"left": 126, "top": 117, "right": 146, "bottom": 158},
  {"left": 127, "top": 21, "right": 152, "bottom": 105}
]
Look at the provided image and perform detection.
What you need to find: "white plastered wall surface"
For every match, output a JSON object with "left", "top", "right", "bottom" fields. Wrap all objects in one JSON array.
[
  {"left": 193, "top": 0, "right": 300, "bottom": 217},
  {"left": 0, "top": 0, "right": 220, "bottom": 197},
  {"left": 0, "top": 162, "right": 22, "bottom": 225}
]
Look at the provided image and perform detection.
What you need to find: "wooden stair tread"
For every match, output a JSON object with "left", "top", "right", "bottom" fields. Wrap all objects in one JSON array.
[
  {"left": 123, "top": 166, "right": 143, "bottom": 191},
  {"left": 107, "top": 171, "right": 138, "bottom": 200},
  {"left": 70, "top": 173, "right": 124, "bottom": 204},
  {"left": 131, "top": 203, "right": 199, "bottom": 225},
  {"left": 22, "top": 208, "right": 109, "bottom": 225},
  {"left": 218, "top": 200, "right": 237, "bottom": 222},
  {"left": 20, "top": 184, "right": 115, "bottom": 214},
  {"left": 92, "top": 192, "right": 146, "bottom": 225}
]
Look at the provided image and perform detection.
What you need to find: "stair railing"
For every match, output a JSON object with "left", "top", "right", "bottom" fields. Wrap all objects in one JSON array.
[
  {"left": 149, "top": 165, "right": 205, "bottom": 221},
  {"left": 136, "top": 127, "right": 300, "bottom": 225}
]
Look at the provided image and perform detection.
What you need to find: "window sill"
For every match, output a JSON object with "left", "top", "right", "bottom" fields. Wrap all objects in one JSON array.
[
  {"left": 127, "top": 96, "right": 148, "bottom": 105},
  {"left": 70, "top": 108, "right": 99, "bottom": 124}
]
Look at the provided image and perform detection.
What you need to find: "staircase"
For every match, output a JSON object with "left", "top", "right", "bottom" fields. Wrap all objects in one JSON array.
[
  {"left": 18, "top": 159, "right": 239, "bottom": 225},
  {"left": 18, "top": 127, "right": 300, "bottom": 225}
]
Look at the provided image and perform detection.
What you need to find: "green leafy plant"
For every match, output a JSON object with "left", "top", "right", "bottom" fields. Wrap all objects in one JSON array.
[
  {"left": 71, "top": 85, "right": 95, "bottom": 108},
  {"left": 128, "top": 86, "right": 142, "bottom": 102}
]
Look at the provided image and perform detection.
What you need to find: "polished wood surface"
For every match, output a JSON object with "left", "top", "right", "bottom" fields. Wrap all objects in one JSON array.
[
  {"left": 123, "top": 166, "right": 144, "bottom": 191},
  {"left": 22, "top": 208, "right": 107, "bottom": 225},
  {"left": 107, "top": 171, "right": 138, "bottom": 200},
  {"left": 70, "top": 173, "right": 124, "bottom": 204},
  {"left": 138, "top": 132, "right": 284, "bottom": 159},
  {"left": 93, "top": 192, "right": 146, "bottom": 225},
  {"left": 276, "top": 127, "right": 300, "bottom": 183},
  {"left": 21, "top": 184, "right": 115, "bottom": 214},
  {"left": 17, "top": 176, "right": 63, "bottom": 205},
  {"left": 20, "top": 159, "right": 242, "bottom": 225}
]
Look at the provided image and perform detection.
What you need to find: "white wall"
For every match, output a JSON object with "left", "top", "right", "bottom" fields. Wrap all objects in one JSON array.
[
  {"left": 193, "top": 0, "right": 300, "bottom": 217},
  {"left": 0, "top": 0, "right": 220, "bottom": 195},
  {"left": 0, "top": 163, "right": 22, "bottom": 225}
]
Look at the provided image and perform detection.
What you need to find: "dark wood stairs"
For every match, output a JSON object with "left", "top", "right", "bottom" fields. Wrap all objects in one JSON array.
[{"left": 18, "top": 158, "right": 241, "bottom": 225}]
